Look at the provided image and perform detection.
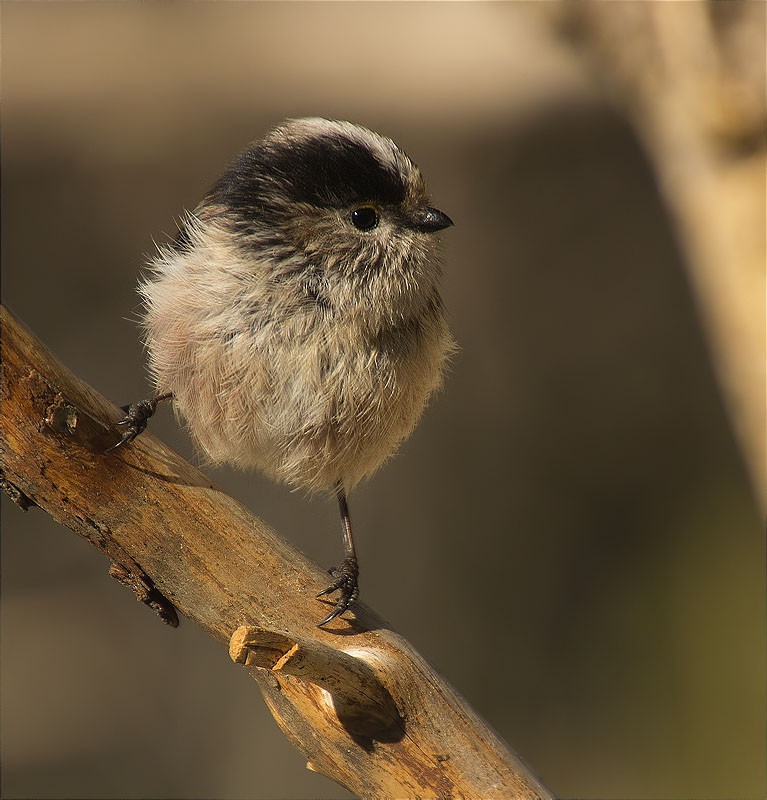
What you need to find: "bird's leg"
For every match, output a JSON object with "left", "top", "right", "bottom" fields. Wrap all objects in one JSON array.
[
  {"left": 317, "top": 486, "right": 359, "bottom": 626},
  {"left": 106, "top": 391, "right": 173, "bottom": 452}
]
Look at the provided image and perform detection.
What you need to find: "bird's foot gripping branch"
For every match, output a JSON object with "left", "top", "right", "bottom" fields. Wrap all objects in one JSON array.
[{"left": 1, "top": 305, "right": 553, "bottom": 799}]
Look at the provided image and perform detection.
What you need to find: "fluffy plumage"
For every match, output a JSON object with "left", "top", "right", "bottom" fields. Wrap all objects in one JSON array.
[{"left": 140, "top": 118, "right": 453, "bottom": 494}]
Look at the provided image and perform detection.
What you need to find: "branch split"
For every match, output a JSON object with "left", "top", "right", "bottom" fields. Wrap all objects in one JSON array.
[
  {"left": 230, "top": 625, "right": 403, "bottom": 739},
  {"left": 0, "top": 305, "right": 553, "bottom": 799}
]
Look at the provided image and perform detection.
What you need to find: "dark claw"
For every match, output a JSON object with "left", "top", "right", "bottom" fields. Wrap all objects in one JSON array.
[
  {"left": 105, "top": 398, "right": 158, "bottom": 453},
  {"left": 316, "top": 556, "right": 359, "bottom": 626},
  {"left": 105, "top": 432, "right": 135, "bottom": 453}
]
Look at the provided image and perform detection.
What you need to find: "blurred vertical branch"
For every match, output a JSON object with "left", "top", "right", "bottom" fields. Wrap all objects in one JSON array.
[{"left": 539, "top": 2, "right": 766, "bottom": 508}]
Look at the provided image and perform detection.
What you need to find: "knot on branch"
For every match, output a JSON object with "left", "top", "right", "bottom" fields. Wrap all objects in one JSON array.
[
  {"left": 230, "top": 625, "right": 404, "bottom": 741},
  {"left": 109, "top": 559, "right": 180, "bottom": 627},
  {"left": 44, "top": 391, "right": 116, "bottom": 452},
  {"left": 0, "top": 474, "right": 37, "bottom": 510}
]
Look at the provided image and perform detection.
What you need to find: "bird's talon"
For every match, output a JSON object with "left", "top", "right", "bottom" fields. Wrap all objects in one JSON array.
[
  {"left": 106, "top": 399, "right": 158, "bottom": 453},
  {"left": 316, "top": 556, "right": 359, "bottom": 626}
]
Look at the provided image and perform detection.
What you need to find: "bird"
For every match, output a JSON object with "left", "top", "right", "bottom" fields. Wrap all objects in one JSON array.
[{"left": 109, "top": 117, "right": 454, "bottom": 625}]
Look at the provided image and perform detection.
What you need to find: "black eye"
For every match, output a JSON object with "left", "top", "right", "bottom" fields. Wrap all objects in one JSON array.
[{"left": 350, "top": 206, "right": 379, "bottom": 231}]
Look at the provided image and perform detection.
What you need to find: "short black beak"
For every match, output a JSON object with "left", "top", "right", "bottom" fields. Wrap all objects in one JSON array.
[{"left": 410, "top": 207, "right": 454, "bottom": 233}]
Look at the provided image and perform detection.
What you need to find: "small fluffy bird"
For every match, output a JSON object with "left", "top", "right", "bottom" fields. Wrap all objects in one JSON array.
[{"left": 111, "top": 118, "right": 454, "bottom": 624}]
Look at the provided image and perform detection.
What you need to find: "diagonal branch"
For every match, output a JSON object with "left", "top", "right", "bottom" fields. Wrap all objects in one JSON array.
[{"left": 0, "top": 304, "right": 553, "bottom": 800}]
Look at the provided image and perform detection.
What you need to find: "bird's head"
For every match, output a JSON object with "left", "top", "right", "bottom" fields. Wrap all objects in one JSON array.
[{"left": 189, "top": 118, "right": 452, "bottom": 325}]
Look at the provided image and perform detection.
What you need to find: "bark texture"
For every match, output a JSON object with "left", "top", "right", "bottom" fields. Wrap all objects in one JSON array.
[{"left": 0, "top": 305, "right": 552, "bottom": 800}]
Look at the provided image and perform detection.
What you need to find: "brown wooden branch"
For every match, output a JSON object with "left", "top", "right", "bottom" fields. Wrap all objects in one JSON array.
[{"left": 0, "top": 304, "right": 553, "bottom": 800}]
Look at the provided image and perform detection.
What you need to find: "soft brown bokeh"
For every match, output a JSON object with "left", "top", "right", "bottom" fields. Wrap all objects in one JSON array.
[{"left": 2, "top": 4, "right": 764, "bottom": 799}]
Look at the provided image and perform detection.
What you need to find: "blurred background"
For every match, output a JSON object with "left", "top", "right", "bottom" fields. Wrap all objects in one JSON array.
[{"left": 2, "top": 3, "right": 764, "bottom": 799}]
